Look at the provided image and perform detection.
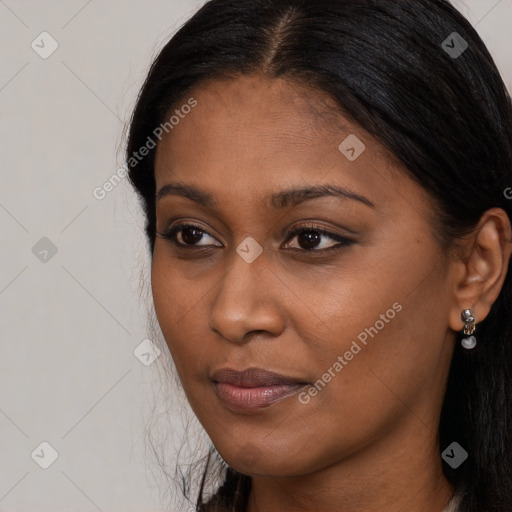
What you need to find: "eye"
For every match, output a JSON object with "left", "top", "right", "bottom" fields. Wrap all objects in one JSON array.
[
  {"left": 157, "top": 221, "right": 355, "bottom": 253},
  {"left": 282, "top": 223, "right": 355, "bottom": 252},
  {"left": 157, "top": 223, "right": 222, "bottom": 247}
]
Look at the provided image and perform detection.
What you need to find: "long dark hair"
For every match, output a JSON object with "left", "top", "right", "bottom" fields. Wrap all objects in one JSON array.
[{"left": 126, "top": 1, "right": 512, "bottom": 510}]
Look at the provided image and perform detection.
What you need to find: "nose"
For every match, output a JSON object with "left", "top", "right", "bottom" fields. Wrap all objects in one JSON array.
[{"left": 208, "top": 247, "right": 285, "bottom": 344}]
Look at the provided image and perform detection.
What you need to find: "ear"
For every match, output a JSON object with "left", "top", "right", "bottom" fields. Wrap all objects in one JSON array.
[{"left": 448, "top": 207, "right": 512, "bottom": 333}]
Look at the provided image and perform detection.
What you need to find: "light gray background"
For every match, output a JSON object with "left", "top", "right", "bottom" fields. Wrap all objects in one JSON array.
[{"left": 1, "top": 1, "right": 511, "bottom": 511}]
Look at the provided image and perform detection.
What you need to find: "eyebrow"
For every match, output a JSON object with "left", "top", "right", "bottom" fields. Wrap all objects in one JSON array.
[{"left": 155, "top": 183, "right": 375, "bottom": 209}]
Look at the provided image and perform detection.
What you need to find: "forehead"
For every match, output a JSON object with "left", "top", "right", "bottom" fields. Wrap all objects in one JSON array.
[{"left": 153, "top": 74, "right": 417, "bottom": 213}]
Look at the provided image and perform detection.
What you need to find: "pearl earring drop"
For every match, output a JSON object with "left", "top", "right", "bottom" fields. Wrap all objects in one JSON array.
[{"left": 460, "top": 309, "right": 477, "bottom": 349}]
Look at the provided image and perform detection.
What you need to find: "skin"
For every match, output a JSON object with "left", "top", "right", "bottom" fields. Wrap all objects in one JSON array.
[{"left": 151, "top": 74, "right": 512, "bottom": 512}]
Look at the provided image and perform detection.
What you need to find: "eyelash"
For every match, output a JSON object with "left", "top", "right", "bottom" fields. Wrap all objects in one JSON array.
[{"left": 157, "top": 222, "right": 355, "bottom": 255}]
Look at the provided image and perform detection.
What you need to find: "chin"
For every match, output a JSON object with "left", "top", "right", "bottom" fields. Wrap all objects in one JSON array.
[{"left": 217, "top": 441, "right": 315, "bottom": 478}]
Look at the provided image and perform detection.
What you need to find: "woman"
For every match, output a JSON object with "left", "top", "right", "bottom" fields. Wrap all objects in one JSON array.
[{"left": 126, "top": 0, "right": 512, "bottom": 510}]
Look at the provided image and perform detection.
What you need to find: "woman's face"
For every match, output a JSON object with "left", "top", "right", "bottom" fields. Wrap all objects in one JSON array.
[{"left": 152, "top": 74, "right": 456, "bottom": 477}]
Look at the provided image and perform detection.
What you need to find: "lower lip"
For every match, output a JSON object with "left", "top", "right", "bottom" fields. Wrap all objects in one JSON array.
[{"left": 214, "top": 382, "right": 306, "bottom": 411}]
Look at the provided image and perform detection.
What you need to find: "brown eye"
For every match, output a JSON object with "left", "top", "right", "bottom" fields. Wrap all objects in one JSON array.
[
  {"left": 283, "top": 224, "right": 355, "bottom": 252},
  {"left": 294, "top": 230, "right": 323, "bottom": 250},
  {"left": 179, "top": 226, "right": 205, "bottom": 245},
  {"left": 158, "top": 223, "right": 222, "bottom": 247}
]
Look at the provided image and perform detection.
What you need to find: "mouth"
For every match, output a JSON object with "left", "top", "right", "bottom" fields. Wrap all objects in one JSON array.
[{"left": 211, "top": 367, "right": 309, "bottom": 412}]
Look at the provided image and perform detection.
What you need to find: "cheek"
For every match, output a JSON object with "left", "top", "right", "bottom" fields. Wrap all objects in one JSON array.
[
  {"left": 151, "top": 249, "right": 178, "bottom": 333},
  {"left": 302, "top": 239, "right": 450, "bottom": 425},
  {"left": 150, "top": 246, "right": 210, "bottom": 371}
]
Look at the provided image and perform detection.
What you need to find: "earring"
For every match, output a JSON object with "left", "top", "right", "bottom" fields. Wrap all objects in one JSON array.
[{"left": 460, "top": 308, "right": 477, "bottom": 349}]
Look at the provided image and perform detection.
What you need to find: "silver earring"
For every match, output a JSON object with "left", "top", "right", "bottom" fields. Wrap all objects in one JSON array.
[{"left": 461, "top": 309, "right": 477, "bottom": 349}]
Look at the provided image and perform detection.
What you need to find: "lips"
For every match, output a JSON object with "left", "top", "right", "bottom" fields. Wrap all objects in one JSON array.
[
  {"left": 211, "top": 367, "right": 307, "bottom": 387},
  {"left": 211, "top": 367, "right": 308, "bottom": 411}
]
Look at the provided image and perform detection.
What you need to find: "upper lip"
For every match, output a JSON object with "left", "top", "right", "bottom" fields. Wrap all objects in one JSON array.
[{"left": 211, "top": 367, "right": 308, "bottom": 387}]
